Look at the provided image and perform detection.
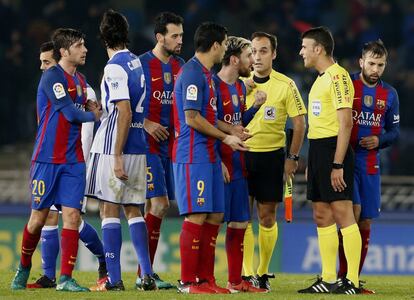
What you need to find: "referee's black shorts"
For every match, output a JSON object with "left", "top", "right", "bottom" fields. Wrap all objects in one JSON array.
[
  {"left": 307, "top": 137, "right": 354, "bottom": 202},
  {"left": 245, "top": 149, "right": 284, "bottom": 203}
]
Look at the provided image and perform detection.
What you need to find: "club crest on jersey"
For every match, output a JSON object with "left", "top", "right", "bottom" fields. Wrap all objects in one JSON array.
[
  {"left": 376, "top": 99, "right": 385, "bottom": 110},
  {"left": 53, "top": 82, "right": 66, "bottom": 99},
  {"left": 197, "top": 197, "right": 205, "bottom": 206},
  {"left": 364, "top": 95, "right": 373, "bottom": 107},
  {"left": 164, "top": 72, "right": 172, "bottom": 84},
  {"left": 76, "top": 85, "right": 83, "bottom": 97},
  {"left": 232, "top": 94, "right": 239, "bottom": 107},
  {"left": 186, "top": 84, "right": 198, "bottom": 101}
]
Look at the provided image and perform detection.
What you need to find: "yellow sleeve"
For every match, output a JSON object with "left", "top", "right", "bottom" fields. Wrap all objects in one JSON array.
[
  {"left": 329, "top": 71, "right": 354, "bottom": 109},
  {"left": 286, "top": 80, "right": 307, "bottom": 117}
]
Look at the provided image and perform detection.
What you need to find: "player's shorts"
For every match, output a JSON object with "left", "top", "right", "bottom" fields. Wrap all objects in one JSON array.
[
  {"left": 85, "top": 153, "right": 146, "bottom": 205},
  {"left": 307, "top": 137, "right": 354, "bottom": 202},
  {"left": 224, "top": 177, "right": 250, "bottom": 222},
  {"left": 353, "top": 155, "right": 381, "bottom": 219},
  {"left": 245, "top": 149, "right": 284, "bottom": 202},
  {"left": 50, "top": 198, "right": 87, "bottom": 214},
  {"left": 146, "top": 153, "right": 175, "bottom": 200},
  {"left": 30, "top": 162, "right": 86, "bottom": 211},
  {"left": 173, "top": 161, "right": 225, "bottom": 216}
]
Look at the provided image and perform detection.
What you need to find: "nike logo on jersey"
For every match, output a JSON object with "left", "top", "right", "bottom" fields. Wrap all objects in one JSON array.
[
  {"left": 68, "top": 88, "right": 76, "bottom": 92},
  {"left": 152, "top": 77, "right": 162, "bottom": 82},
  {"left": 223, "top": 100, "right": 231, "bottom": 106}
]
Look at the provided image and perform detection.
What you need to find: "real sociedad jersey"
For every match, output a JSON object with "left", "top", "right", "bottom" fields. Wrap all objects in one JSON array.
[
  {"left": 172, "top": 56, "right": 219, "bottom": 164},
  {"left": 32, "top": 64, "right": 88, "bottom": 164},
  {"left": 213, "top": 74, "right": 247, "bottom": 180},
  {"left": 350, "top": 73, "right": 400, "bottom": 174},
  {"left": 91, "top": 49, "right": 147, "bottom": 155},
  {"left": 139, "top": 51, "right": 184, "bottom": 157}
]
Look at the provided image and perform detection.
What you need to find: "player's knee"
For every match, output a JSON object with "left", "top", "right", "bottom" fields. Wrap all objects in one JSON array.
[
  {"left": 27, "top": 217, "right": 46, "bottom": 234},
  {"left": 313, "top": 210, "right": 333, "bottom": 227},
  {"left": 62, "top": 210, "right": 81, "bottom": 229},
  {"left": 358, "top": 218, "right": 372, "bottom": 230},
  {"left": 258, "top": 215, "right": 275, "bottom": 228},
  {"left": 150, "top": 198, "right": 170, "bottom": 217}
]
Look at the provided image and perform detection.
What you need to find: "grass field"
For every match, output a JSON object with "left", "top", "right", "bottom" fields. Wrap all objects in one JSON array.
[{"left": 1, "top": 271, "right": 414, "bottom": 299}]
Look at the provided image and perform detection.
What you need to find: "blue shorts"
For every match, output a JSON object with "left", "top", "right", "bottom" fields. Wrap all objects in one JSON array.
[
  {"left": 353, "top": 168, "right": 381, "bottom": 219},
  {"left": 146, "top": 154, "right": 175, "bottom": 200},
  {"left": 224, "top": 178, "right": 250, "bottom": 222},
  {"left": 173, "top": 161, "right": 225, "bottom": 215},
  {"left": 30, "top": 162, "right": 86, "bottom": 210}
]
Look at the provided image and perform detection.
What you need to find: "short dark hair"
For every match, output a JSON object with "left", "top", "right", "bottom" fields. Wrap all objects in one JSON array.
[
  {"left": 301, "top": 26, "right": 334, "bottom": 56},
  {"left": 51, "top": 28, "right": 85, "bottom": 62},
  {"left": 194, "top": 22, "right": 227, "bottom": 53},
  {"left": 251, "top": 32, "right": 277, "bottom": 52},
  {"left": 362, "top": 39, "right": 388, "bottom": 58},
  {"left": 154, "top": 11, "right": 183, "bottom": 36},
  {"left": 40, "top": 41, "right": 54, "bottom": 53},
  {"left": 100, "top": 9, "right": 129, "bottom": 49},
  {"left": 222, "top": 36, "right": 251, "bottom": 66}
]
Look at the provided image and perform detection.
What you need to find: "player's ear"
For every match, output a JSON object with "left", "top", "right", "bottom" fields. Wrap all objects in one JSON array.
[
  {"left": 359, "top": 58, "right": 364, "bottom": 69},
  {"left": 155, "top": 33, "right": 163, "bottom": 44},
  {"left": 272, "top": 50, "right": 277, "bottom": 60},
  {"left": 230, "top": 55, "right": 239, "bottom": 66},
  {"left": 59, "top": 48, "right": 67, "bottom": 58}
]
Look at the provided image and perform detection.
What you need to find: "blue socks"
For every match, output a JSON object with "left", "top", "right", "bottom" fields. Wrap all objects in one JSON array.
[
  {"left": 41, "top": 225, "right": 59, "bottom": 280},
  {"left": 128, "top": 217, "right": 152, "bottom": 276},
  {"left": 102, "top": 218, "right": 122, "bottom": 284},
  {"left": 79, "top": 220, "right": 105, "bottom": 264}
]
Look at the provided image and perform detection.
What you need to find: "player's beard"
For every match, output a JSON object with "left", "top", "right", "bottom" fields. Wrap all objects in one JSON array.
[
  {"left": 362, "top": 68, "right": 380, "bottom": 85},
  {"left": 239, "top": 65, "right": 251, "bottom": 78}
]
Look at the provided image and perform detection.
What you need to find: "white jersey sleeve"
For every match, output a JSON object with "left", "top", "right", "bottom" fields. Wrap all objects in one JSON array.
[{"left": 104, "top": 64, "right": 130, "bottom": 102}]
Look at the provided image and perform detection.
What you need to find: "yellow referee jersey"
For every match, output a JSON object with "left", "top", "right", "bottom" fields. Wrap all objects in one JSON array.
[
  {"left": 245, "top": 70, "right": 307, "bottom": 152},
  {"left": 308, "top": 63, "right": 354, "bottom": 139}
]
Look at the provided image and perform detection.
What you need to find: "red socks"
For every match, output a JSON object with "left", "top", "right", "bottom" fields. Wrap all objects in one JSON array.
[
  {"left": 226, "top": 227, "right": 246, "bottom": 284},
  {"left": 60, "top": 228, "right": 79, "bottom": 277},
  {"left": 180, "top": 221, "right": 202, "bottom": 283},
  {"left": 197, "top": 222, "right": 220, "bottom": 282},
  {"left": 20, "top": 224, "right": 41, "bottom": 268},
  {"left": 145, "top": 213, "right": 162, "bottom": 265}
]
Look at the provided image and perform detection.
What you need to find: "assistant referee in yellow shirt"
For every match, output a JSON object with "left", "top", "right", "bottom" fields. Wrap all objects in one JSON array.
[
  {"left": 298, "top": 27, "right": 362, "bottom": 295},
  {"left": 242, "top": 32, "right": 306, "bottom": 291}
]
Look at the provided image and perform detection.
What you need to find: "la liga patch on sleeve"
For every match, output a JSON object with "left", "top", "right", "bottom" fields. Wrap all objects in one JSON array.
[
  {"left": 186, "top": 84, "right": 198, "bottom": 101},
  {"left": 53, "top": 83, "right": 66, "bottom": 99}
]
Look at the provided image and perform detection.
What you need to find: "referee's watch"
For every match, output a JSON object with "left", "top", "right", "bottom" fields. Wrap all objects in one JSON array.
[
  {"left": 332, "top": 162, "right": 344, "bottom": 169},
  {"left": 287, "top": 153, "right": 299, "bottom": 161}
]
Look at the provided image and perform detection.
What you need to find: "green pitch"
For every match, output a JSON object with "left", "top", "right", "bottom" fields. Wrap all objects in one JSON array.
[{"left": 2, "top": 271, "right": 413, "bottom": 299}]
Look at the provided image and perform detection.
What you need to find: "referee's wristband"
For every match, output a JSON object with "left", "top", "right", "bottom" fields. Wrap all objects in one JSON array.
[{"left": 332, "top": 162, "right": 344, "bottom": 169}]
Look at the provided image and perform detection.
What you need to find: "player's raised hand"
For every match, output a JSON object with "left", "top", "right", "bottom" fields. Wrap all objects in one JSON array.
[
  {"left": 223, "top": 135, "right": 249, "bottom": 151},
  {"left": 144, "top": 119, "right": 169, "bottom": 142},
  {"left": 221, "top": 162, "right": 230, "bottom": 183},
  {"left": 244, "top": 78, "right": 256, "bottom": 94},
  {"left": 231, "top": 125, "right": 252, "bottom": 141},
  {"left": 114, "top": 155, "right": 128, "bottom": 181},
  {"left": 253, "top": 90, "right": 267, "bottom": 108},
  {"left": 359, "top": 135, "right": 379, "bottom": 150}
]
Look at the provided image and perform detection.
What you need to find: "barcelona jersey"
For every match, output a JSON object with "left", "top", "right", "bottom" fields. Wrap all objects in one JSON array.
[
  {"left": 140, "top": 51, "right": 184, "bottom": 157},
  {"left": 350, "top": 73, "right": 400, "bottom": 174},
  {"left": 172, "top": 56, "right": 219, "bottom": 163},
  {"left": 32, "top": 64, "right": 88, "bottom": 164}
]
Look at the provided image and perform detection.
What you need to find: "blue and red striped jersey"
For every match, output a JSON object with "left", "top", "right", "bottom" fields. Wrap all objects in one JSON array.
[
  {"left": 32, "top": 64, "right": 89, "bottom": 164},
  {"left": 139, "top": 51, "right": 184, "bottom": 157},
  {"left": 350, "top": 73, "right": 400, "bottom": 174},
  {"left": 172, "top": 56, "right": 219, "bottom": 163},
  {"left": 213, "top": 75, "right": 247, "bottom": 180}
]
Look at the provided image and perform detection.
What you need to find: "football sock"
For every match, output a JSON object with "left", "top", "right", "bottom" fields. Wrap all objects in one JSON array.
[
  {"left": 197, "top": 222, "right": 220, "bottom": 282},
  {"left": 180, "top": 220, "right": 202, "bottom": 283},
  {"left": 41, "top": 225, "right": 59, "bottom": 280},
  {"left": 242, "top": 223, "right": 255, "bottom": 276},
  {"left": 226, "top": 227, "right": 246, "bottom": 284},
  {"left": 317, "top": 224, "right": 338, "bottom": 283},
  {"left": 79, "top": 220, "right": 105, "bottom": 264},
  {"left": 60, "top": 228, "right": 79, "bottom": 278},
  {"left": 128, "top": 217, "right": 152, "bottom": 276},
  {"left": 341, "top": 223, "right": 362, "bottom": 287},
  {"left": 102, "top": 218, "right": 122, "bottom": 284},
  {"left": 145, "top": 213, "right": 162, "bottom": 266},
  {"left": 21, "top": 224, "right": 41, "bottom": 268},
  {"left": 359, "top": 228, "right": 371, "bottom": 274},
  {"left": 257, "top": 223, "right": 278, "bottom": 276}
]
